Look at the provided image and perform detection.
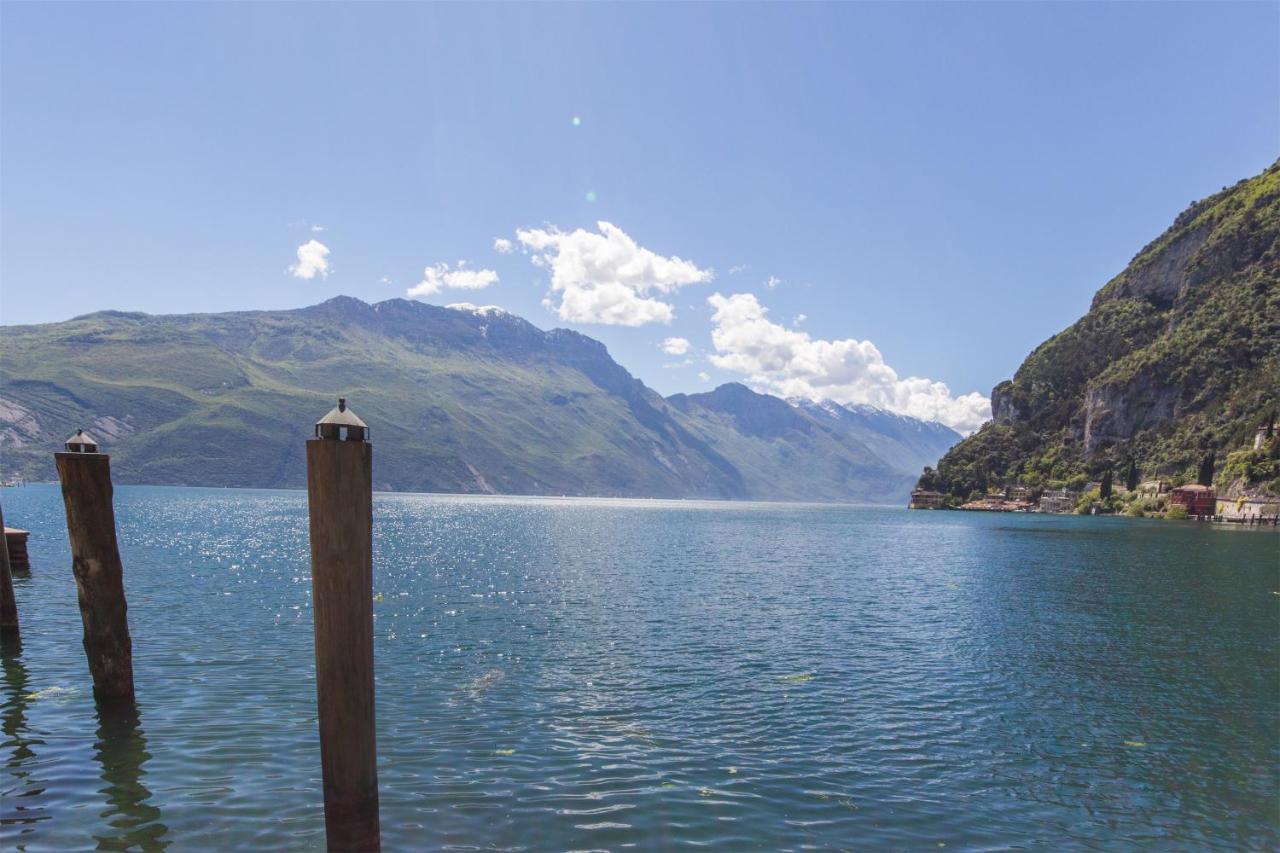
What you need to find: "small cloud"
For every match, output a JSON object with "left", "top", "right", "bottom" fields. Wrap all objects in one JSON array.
[
  {"left": 493, "top": 237, "right": 514, "bottom": 254},
  {"left": 794, "top": 313, "right": 807, "bottom": 325},
  {"left": 311, "top": 224, "right": 325, "bottom": 232},
  {"left": 510, "top": 221, "right": 712, "bottom": 326},
  {"left": 290, "top": 239, "right": 331, "bottom": 280},
  {"left": 765, "top": 275, "right": 781, "bottom": 290},
  {"left": 698, "top": 371, "right": 711, "bottom": 383},
  {"left": 663, "top": 358, "right": 694, "bottom": 369},
  {"left": 728, "top": 264, "right": 749, "bottom": 276},
  {"left": 378, "top": 276, "right": 392, "bottom": 285},
  {"left": 661, "top": 336, "right": 691, "bottom": 356},
  {"left": 407, "top": 261, "right": 499, "bottom": 298}
]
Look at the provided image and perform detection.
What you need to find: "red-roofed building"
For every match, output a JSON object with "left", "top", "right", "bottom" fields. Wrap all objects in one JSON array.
[{"left": 1170, "top": 484, "right": 1215, "bottom": 517}]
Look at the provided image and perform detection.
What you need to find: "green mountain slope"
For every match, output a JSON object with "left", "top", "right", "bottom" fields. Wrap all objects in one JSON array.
[
  {"left": 920, "top": 161, "right": 1280, "bottom": 500},
  {"left": 0, "top": 297, "right": 954, "bottom": 502}
]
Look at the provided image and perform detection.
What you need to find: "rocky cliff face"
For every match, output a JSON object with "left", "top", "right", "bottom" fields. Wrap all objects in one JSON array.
[
  {"left": 921, "top": 160, "right": 1280, "bottom": 499},
  {"left": 1081, "top": 373, "right": 1181, "bottom": 454}
]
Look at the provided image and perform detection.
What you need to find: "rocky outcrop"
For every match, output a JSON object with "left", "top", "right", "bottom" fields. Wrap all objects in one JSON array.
[
  {"left": 1097, "top": 222, "right": 1212, "bottom": 309},
  {"left": 990, "top": 380, "right": 1020, "bottom": 425},
  {"left": 1081, "top": 375, "right": 1182, "bottom": 454},
  {"left": 921, "top": 160, "right": 1280, "bottom": 498}
]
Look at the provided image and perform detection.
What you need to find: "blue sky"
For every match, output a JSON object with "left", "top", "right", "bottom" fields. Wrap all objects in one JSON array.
[{"left": 1, "top": 2, "right": 1276, "bottom": 430}]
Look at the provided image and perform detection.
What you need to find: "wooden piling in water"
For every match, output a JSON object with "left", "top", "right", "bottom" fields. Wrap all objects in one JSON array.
[
  {"left": 0, "top": 504, "right": 19, "bottom": 643},
  {"left": 306, "top": 399, "right": 380, "bottom": 852},
  {"left": 5, "top": 526, "right": 31, "bottom": 572},
  {"left": 54, "top": 430, "right": 135, "bottom": 704}
]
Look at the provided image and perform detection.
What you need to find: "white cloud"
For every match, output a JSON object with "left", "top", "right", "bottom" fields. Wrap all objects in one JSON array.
[
  {"left": 765, "top": 275, "right": 781, "bottom": 289},
  {"left": 407, "top": 261, "right": 499, "bottom": 298},
  {"left": 446, "top": 302, "right": 508, "bottom": 317},
  {"left": 511, "top": 221, "right": 712, "bottom": 326},
  {"left": 707, "top": 292, "right": 990, "bottom": 434},
  {"left": 698, "top": 371, "right": 711, "bottom": 383},
  {"left": 311, "top": 224, "right": 325, "bottom": 232},
  {"left": 493, "top": 237, "right": 514, "bottom": 254},
  {"left": 728, "top": 264, "right": 749, "bottom": 276},
  {"left": 661, "top": 336, "right": 691, "bottom": 356},
  {"left": 794, "top": 313, "right": 808, "bottom": 325},
  {"left": 290, "top": 239, "right": 331, "bottom": 280}
]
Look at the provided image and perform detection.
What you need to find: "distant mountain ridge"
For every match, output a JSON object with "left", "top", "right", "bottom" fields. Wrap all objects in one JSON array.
[{"left": 0, "top": 297, "right": 958, "bottom": 503}]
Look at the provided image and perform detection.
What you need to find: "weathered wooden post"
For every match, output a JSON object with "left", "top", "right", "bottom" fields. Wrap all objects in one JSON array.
[
  {"left": 54, "top": 429, "right": 134, "bottom": 704},
  {"left": 307, "top": 398, "right": 380, "bottom": 851},
  {"left": 0, "top": 502, "right": 18, "bottom": 643}
]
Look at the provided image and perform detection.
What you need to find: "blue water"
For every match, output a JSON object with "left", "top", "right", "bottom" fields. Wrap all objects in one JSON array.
[{"left": 1, "top": 485, "right": 1277, "bottom": 850}]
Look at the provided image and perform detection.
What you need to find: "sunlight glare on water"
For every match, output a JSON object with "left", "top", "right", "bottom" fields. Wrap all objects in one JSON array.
[{"left": 1, "top": 486, "right": 1277, "bottom": 850}]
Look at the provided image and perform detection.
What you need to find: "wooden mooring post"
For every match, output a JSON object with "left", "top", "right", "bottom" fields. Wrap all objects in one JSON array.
[
  {"left": 5, "top": 526, "right": 31, "bottom": 572},
  {"left": 0, "top": 503, "right": 19, "bottom": 643},
  {"left": 54, "top": 429, "right": 134, "bottom": 704},
  {"left": 307, "top": 399, "right": 380, "bottom": 851}
]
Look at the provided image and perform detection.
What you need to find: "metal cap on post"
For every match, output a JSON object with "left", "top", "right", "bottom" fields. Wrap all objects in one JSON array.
[
  {"left": 65, "top": 429, "right": 100, "bottom": 453},
  {"left": 315, "top": 398, "right": 369, "bottom": 442},
  {"left": 307, "top": 397, "right": 379, "bottom": 851}
]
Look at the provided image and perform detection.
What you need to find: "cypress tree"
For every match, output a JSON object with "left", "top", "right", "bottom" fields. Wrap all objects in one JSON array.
[
  {"left": 1197, "top": 452, "right": 1215, "bottom": 487},
  {"left": 1100, "top": 470, "right": 1113, "bottom": 500},
  {"left": 1125, "top": 459, "right": 1139, "bottom": 492}
]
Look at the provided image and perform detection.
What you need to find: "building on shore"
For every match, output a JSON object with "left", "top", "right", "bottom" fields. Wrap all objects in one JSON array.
[
  {"left": 1170, "top": 484, "right": 1215, "bottom": 517},
  {"left": 1038, "top": 488, "right": 1079, "bottom": 514},
  {"left": 960, "top": 497, "right": 1034, "bottom": 512},
  {"left": 1007, "top": 485, "right": 1033, "bottom": 503},
  {"left": 909, "top": 489, "right": 947, "bottom": 509}
]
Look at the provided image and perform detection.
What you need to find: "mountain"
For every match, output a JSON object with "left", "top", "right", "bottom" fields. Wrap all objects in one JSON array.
[
  {"left": 0, "top": 296, "right": 958, "bottom": 503},
  {"left": 920, "top": 161, "right": 1280, "bottom": 501},
  {"left": 790, "top": 399, "right": 960, "bottom": 476}
]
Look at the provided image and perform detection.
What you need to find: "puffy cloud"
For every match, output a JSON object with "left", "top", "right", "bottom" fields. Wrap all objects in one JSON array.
[
  {"left": 290, "top": 240, "right": 331, "bottom": 280},
  {"left": 728, "top": 264, "right": 749, "bottom": 276},
  {"left": 794, "top": 313, "right": 808, "bottom": 325},
  {"left": 407, "top": 261, "right": 499, "bottom": 298},
  {"left": 493, "top": 237, "right": 514, "bottom": 254},
  {"left": 511, "top": 221, "right": 712, "bottom": 326},
  {"left": 765, "top": 275, "right": 781, "bottom": 289},
  {"left": 707, "top": 292, "right": 991, "bottom": 433},
  {"left": 698, "top": 371, "right": 711, "bottom": 383},
  {"left": 661, "top": 336, "right": 691, "bottom": 356}
]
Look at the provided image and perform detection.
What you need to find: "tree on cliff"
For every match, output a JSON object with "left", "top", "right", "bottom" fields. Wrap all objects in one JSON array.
[
  {"left": 1100, "top": 470, "right": 1113, "bottom": 500},
  {"left": 1197, "top": 453, "right": 1215, "bottom": 487},
  {"left": 1124, "top": 459, "right": 1139, "bottom": 492}
]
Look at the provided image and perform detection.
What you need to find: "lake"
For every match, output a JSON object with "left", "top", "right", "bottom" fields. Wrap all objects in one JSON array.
[{"left": 1, "top": 485, "right": 1277, "bottom": 850}]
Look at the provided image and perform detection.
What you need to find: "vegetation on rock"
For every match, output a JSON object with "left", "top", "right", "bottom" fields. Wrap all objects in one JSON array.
[{"left": 921, "top": 161, "right": 1280, "bottom": 503}]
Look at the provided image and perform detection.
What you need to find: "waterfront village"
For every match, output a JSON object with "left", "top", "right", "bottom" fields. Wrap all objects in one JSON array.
[{"left": 910, "top": 420, "right": 1280, "bottom": 526}]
